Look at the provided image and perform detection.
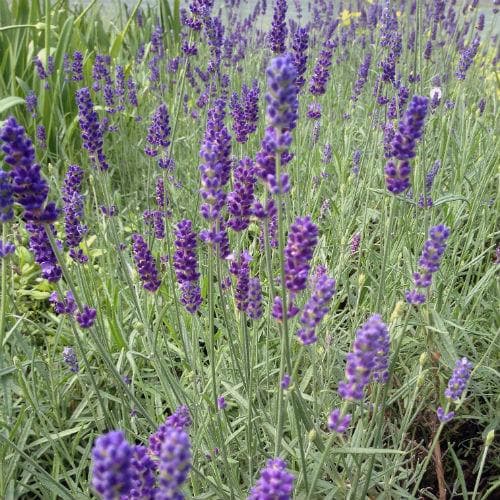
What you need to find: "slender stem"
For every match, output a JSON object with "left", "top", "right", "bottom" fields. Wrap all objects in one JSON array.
[
  {"left": 0, "top": 224, "right": 8, "bottom": 348},
  {"left": 472, "top": 441, "right": 490, "bottom": 500},
  {"left": 376, "top": 197, "right": 396, "bottom": 310},
  {"left": 208, "top": 244, "right": 217, "bottom": 409}
]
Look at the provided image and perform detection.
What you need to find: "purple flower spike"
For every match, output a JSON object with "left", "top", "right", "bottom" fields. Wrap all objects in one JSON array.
[
  {"left": 62, "top": 165, "right": 87, "bottom": 263},
  {"left": 62, "top": 347, "right": 79, "bottom": 373},
  {"left": 50, "top": 291, "right": 77, "bottom": 315},
  {"left": 156, "top": 426, "right": 192, "bottom": 498},
  {"left": 217, "top": 396, "right": 227, "bottom": 410},
  {"left": 246, "top": 277, "right": 263, "bottom": 319},
  {"left": 129, "top": 445, "right": 157, "bottom": 498},
  {"left": 384, "top": 95, "right": 428, "bottom": 194},
  {"left": 145, "top": 103, "right": 171, "bottom": 160},
  {"left": 281, "top": 373, "right": 291, "bottom": 389},
  {"left": 149, "top": 405, "right": 192, "bottom": 458},
  {"left": 76, "top": 88, "right": 108, "bottom": 171},
  {"left": 297, "top": 273, "right": 335, "bottom": 345},
  {"left": 229, "top": 251, "right": 252, "bottom": 312},
  {"left": 0, "top": 170, "right": 13, "bottom": 223},
  {"left": 91, "top": 430, "right": 133, "bottom": 500},
  {"left": 309, "top": 39, "right": 335, "bottom": 96},
  {"left": 406, "top": 224, "right": 450, "bottom": 305},
  {"left": 444, "top": 357, "right": 473, "bottom": 401},
  {"left": 227, "top": 157, "right": 256, "bottom": 231},
  {"left": 76, "top": 305, "right": 96, "bottom": 328},
  {"left": 284, "top": 216, "right": 318, "bottom": 293},
  {"left": 1, "top": 116, "right": 49, "bottom": 216},
  {"left": 26, "top": 222, "right": 62, "bottom": 281},
  {"left": 338, "top": 314, "right": 390, "bottom": 401},
  {"left": 307, "top": 102, "right": 321, "bottom": 120},
  {"left": 0, "top": 239, "right": 15, "bottom": 258},
  {"left": 131, "top": 234, "right": 161, "bottom": 293},
  {"left": 328, "top": 409, "right": 352, "bottom": 433},
  {"left": 248, "top": 458, "right": 294, "bottom": 500},
  {"left": 436, "top": 406, "right": 455, "bottom": 423},
  {"left": 291, "top": 27, "right": 309, "bottom": 90},
  {"left": 174, "top": 220, "right": 202, "bottom": 313},
  {"left": 243, "top": 80, "right": 260, "bottom": 136},
  {"left": 268, "top": 0, "right": 288, "bottom": 54}
]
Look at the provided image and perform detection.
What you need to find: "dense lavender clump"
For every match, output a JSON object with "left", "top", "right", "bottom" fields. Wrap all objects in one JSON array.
[
  {"left": 91, "top": 431, "right": 133, "bottom": 499},
  {"left": 76, "top": 88, "right": 108, "bottom": 170},
  {"left": 406, "top": 225, "right": 450, "bottom": 305},
  {"left": 248, "top": 458, "right": 294, "bottom": 499},
  {"left": 384, "top": 95, "right": 428, "bottom": 194},
  {"left": 131, "top": 234, "right": 161, "bottom": 292},
  {"left": 173, "top": 220, "right": 202, "bottom": 313},
  {"left": 268, "top": 0, "right": 288, "bottom": 54}
]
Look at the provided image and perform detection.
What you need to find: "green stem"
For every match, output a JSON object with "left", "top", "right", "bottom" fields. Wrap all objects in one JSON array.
[{"left": 376, "top": 197, "right": 396, "bottom": 310}]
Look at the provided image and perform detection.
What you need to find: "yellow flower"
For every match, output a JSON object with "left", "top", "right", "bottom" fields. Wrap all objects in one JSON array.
[{"left": 339, "top": 9, "right": 361, "bottom": 27}]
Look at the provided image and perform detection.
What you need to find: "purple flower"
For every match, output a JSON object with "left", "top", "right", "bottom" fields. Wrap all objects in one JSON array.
[
  {"left": 351, "top": 52, "right": 372, "bottom": 101},
  {"left": 406, "top": 224, "right": 450, "bottom": 305},
  {"left": 25, "top": 92, "right": 38, "bottom": 117},
  {"left": 456, "top": 36, "right": 480, "bottom": 80},
  {"left": 230, "top": 92, "right": 248, "bottom": 143},
  {"left": 92, "top": 54, "right": 111, "bottom": 91},
  {"left": 50, "top": 291, "right": 77, "bottom": 315},
  {"left": 280, "top": 373, "right": 291, "bottom": 389},
  {"left": 0, "top": 239, "right": 15, "bottom": 258},
  {"left": 268, "top": 0, "right": 288, "bottom": 54},
  {"left": 284, "top": 216, "right": 318, "bottom": 293},
  {"left": 247, "top": 277, "right": 263, "bottom": 319},
  {"left": 36, "top": 125, "right": 46, "bottom": 149},
  {"left": 436, "top": 406, "right": 455, "bottom": 423},
  {"left": 156, "top": 426, "right": 192, "bottom": 498},
  {"left": 352, "top": 149, "right": 361, "bottom": 175},
  {"left": 385, "top": 95, "right": 429, "bottom": 194},
  {"left": 248, "top": 458, "right": 294, "bottom": 500},
  {"left": 199, "top": 98, "right": 231, "bottom": 224},
  {"left": 115, "top": 65, "right": 126, "bottom": 111},
  {"left": 1, "top": 116, "right": 49, "bottom": 216},
  {"left": 229, "top": 251, "right": 252, "bottom": 312},
  {"left": 272, "top": 295, "right": 299, "bottom": 322},
  {"left": 62, "top": 165, "right": 87, "bottom": 263},
  {"left": 0, "top": 170, "right": 14, "bottom": 222},
  {"left": 291, "top": 27, "right": 309, "bottom": 89},
  {"left": 227, "top": 157, "right": 256, "bottom": 231},
  {"left": 33, "top": 56, "right": 48, "bottom": 81},
  {"left": 338, "top": 314, "right": 390, "bottom": 401},
  {"left": 131, "top": 234, "right": 161, "bottom": 293},
  {"left": 127, "top": 78, "right": 139, "bottom": 109},
  {"left": 217, "top": 396, "right": 227, "bottom": 410},
  {"left": 297, "top": 273, "right": 336, "bottom": 345},
  {"left": 307, "top": 102, "right": 321, "bottom": 120},
  {"left": 444, "top": 357, "right": 473, "bottom": 401},
  {"left": 26, "top": 222, "right": 62, "bottom": 281},
  {"left": 350, "top": 233, "right": 361, "bottom": 255},
  {"left": 328, "top": 408, "right": 352, "bottom": 433},
  {"left": 91, "top": 430, "right": 133, "bottom": 500},
  {"left": 62, "top": 347, "right": 79, "bottom": 373},
  {"left": 129, "top": 445, "right": 156, "bottom": 498},
  {"left": 309, "top": 39, "right": 335, "bottom": 96},
  {"left": 173, "top": 220, "right": 202, "bottom": 313},
  {"left": 242, "top": 80, "right": 260, "bottom": 136},
  {"left": 145, "top": 103, "right": 171, "bottom": 159},
  {"left": 76, "top": 305, "right": 96, "bottom": 328},
  {"left": 322, "top": 143, "right": 332, "bottom": 164},
  {"left": 76, "top": 88, "right": 108, "bottom": 171},
  {"left": 149, "top": 405, "right": 192, "bottom": 457},
  {"left": 72, "top": 51, "right": 84, "bottom": 81}
]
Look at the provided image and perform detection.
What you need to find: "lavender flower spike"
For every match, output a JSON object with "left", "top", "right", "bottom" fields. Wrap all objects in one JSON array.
[
  {"left": 384, "top": 95, "right": 429, "bottom": 194},
  {"left": 91, "top": 430, "right": 133, "bottom": 500},
  {"left": 62, "top": 347, "right": 79, "bottom": 373},
  {"left": 131, "top": 234, "right": 161, "bottom": 292},
  {"left": 268, "top": 0, "right": 288, "bottom": 54},
  {"left": 248, "top": 458, "right": 294, "bottom": 499},
  {"left": 338, "top": 314, "right": 390, "bottom": 401},
  {"left": 445, "top": 357, "right": 473, "bottom": 401}
]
